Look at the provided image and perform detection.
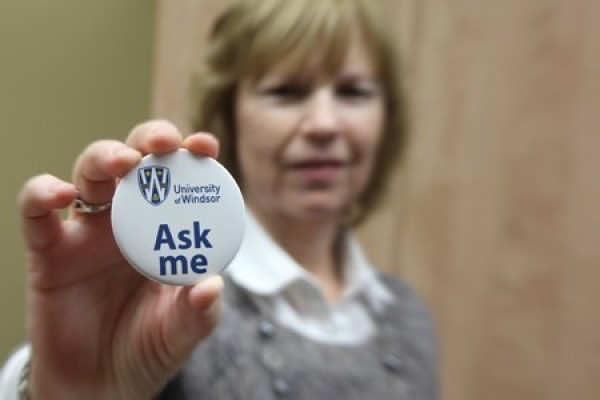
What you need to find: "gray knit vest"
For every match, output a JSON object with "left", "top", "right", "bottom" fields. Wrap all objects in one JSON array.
[{"left": 158, "top": 273, "right": 438, "bottom": 399}]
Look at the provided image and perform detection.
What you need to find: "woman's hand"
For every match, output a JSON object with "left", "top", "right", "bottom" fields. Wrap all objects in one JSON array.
[{"left": 19, "top": 120, "right": 222, "bottom": 400}]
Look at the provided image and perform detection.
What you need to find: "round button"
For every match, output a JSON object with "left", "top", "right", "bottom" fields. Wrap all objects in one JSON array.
[
  {"left": 272, "top": 378, "right": 290, "bottom": 396},
  {"left": 382, "top": 354, "right": 405, "bottom": 373},
  {"left": 258, "top": 321, "right": 275, "bottom": 339},
  {"left": 111, "top": 149, "right": 245, "bottom": 285},
  {"left": 262, "top": 348, "right": 284, "bottom": 370}
]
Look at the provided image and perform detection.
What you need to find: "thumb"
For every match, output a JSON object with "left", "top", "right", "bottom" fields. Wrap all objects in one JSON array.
[{"left": 163, "top": 275, "right": 223, "bottom": 363}]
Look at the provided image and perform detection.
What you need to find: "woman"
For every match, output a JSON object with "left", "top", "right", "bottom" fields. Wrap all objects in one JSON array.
[{"left": 1, "top": 0, "right": 437, "bottom": 398}]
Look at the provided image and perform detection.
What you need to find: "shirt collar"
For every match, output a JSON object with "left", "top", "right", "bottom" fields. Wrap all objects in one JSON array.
[{"left": 225, "top": 211, "right": 394, "bottom": 310}]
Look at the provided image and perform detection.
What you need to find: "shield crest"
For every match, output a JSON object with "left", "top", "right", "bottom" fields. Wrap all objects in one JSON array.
[{"left": 138, "top": 166, "right": 170, "bottom": 206}]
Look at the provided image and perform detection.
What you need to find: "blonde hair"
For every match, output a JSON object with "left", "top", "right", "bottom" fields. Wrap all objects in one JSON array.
[{"left": 190, "top": 0, "right": 406, "bottom": 225}]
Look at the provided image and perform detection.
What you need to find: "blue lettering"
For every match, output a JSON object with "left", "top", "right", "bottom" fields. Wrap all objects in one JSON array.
[
  {"left": 193, "top": 221, "right": 213, "bottom": 248},
  {"left": 158, "top": 253, "right": 208, "bottom": 276},
  {"left": 178, "top": 229, "right": 192, "bottom": 249},
  {"left": 154, "top": 221, "right": 213, "bottom": 276},
  {"left": 159, "top": 255, "right": 189, "bottom": 276},
  {"left": 154, "top": 224, "right": 176, "bottom": 250},
  {"left": 154, "top": 221, "right": 212, "bottom": 251},
  {"left": 190, "top": 254, "right": 208, "bottom": 274}
]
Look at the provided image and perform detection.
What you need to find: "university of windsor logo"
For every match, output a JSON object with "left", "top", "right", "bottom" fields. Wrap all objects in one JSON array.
[{"left": 138, "top": 166, "right": 170, "bottom": 206}]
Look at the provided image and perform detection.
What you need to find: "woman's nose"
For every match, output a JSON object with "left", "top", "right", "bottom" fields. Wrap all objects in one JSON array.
[{"left": 300, "top": 89, "right": 341, "bottom": 142}]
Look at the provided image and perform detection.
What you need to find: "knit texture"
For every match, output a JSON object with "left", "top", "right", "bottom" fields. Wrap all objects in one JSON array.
[{"left": 158, "top": 273, "right": 438, "bottom": 399}]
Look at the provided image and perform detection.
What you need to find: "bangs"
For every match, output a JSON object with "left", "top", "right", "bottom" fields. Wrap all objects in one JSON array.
[
  {"left": 194, "top": 0, "right": 404, "bottom": 224},
  {"left": 242, "top": 0, "right": 358, "bottom": 79}
]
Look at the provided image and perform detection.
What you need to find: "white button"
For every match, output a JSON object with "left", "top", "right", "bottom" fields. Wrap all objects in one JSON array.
[{"left": 111, "top": 149, "right": 245, "bottom": 285}]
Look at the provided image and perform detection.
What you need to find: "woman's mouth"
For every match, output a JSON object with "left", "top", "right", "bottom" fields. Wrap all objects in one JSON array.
[{"left": 288, "top": 160, "right": 348, "bottom": 182}]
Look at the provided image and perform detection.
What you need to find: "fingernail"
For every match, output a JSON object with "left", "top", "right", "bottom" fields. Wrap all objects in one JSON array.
[
  {"left": 111, "top": 145, "right": 137, "bottom": 158},
  {"left": 202, "top": 275, "right": 224, "bottom": 291}
]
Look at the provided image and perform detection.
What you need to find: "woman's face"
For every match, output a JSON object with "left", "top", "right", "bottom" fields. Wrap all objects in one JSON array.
[{"left": 235, "top": 33, "right": 385, "bottom": 225}]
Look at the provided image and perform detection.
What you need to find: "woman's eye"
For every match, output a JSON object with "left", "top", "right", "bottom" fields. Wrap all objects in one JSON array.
[
  {"left": 337, "top": 85, "right": 375, "bottom": 99},
  {"left": 265, "top": 84, "right": 307, "bottom": 99}
]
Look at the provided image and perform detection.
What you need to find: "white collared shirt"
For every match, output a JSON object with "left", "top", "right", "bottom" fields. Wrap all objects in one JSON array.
[{"left": 225, "top": 212, "right": 394, "bottom": 345}]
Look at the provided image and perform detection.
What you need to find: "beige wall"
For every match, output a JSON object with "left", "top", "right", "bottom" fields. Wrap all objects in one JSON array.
[{"left": 0, "top": 1, "right": 155, "bottom": 359}]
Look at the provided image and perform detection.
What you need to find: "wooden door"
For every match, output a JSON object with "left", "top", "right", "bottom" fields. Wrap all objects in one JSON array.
[{"left": 400, "top": 1, "right": 600, "bottom": 399}]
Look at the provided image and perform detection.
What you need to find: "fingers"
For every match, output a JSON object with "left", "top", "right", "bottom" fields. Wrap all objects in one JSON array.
[
  {"left": 126, "top": 120, "right": 219, "bottom": 158},
  {"left": 73, "top": 141, "right": 142, "bottom": 205},
  {"left": 188, "top": 275, "right": 224, "bottom": 319},
  {"left": 19, "top": 175, "right": 76, "bottom": 251},
  {"left": 68, "top": 120, "right": 221, "bottom": 213},
  {"left": 163, "top": 276, "right": 223, "bottom": 363},
  {"left": 182, "top": 133, "right": 220, "bottom": 159},
  {"left": 125, "top": 120, "right": 183, "bottom": 155}
]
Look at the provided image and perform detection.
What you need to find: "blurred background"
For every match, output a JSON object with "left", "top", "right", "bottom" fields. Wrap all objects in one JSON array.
[
  {"left": 0, "top": 0, "right": 154, "bottom": 360},
  {"left": 2, "top": 1, "right": 600, "bottom": 399}
]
